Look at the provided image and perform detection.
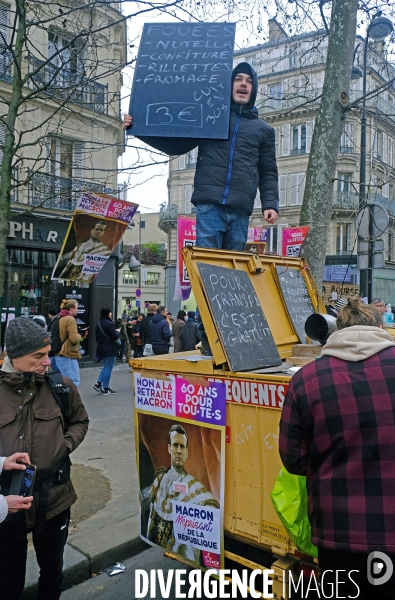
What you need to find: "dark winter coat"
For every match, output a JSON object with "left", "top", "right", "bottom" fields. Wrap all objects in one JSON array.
[
  {"left": 95, "top": 317, "right": 120, "bottom": 358},
  {"left": 191, "top": 64, "right": 278, "bottom": 218},
  {"left": 172, "top": 318, "right": 186, "bottom": 353},
  {"left": 0, "top": 359, "right": 88, "bottom": 528},
  {"left": 148, "top": 313, "right": 172, "bottom": 348},
  {"left": 140, "top": 313, "right": 156, "bottom": 346},
  {"left": 179, "top": 319, "right": 199, "bottom": 351}
]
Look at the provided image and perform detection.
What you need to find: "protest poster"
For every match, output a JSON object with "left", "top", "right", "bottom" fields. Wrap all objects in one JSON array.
[
  {"left": 281, "top": 226, "right": 309, "bottom": 258},
  {"left": 174, "top": 215, "right": 196, "bottom": 301},
  {"left": 245, "top": 226, "right": 268, "bottom": 254},
  {"left": 134, "top": 371, "right": 226, "bottom": 571},
  {"left": 52, "top": 192, "right": 138, "bottom": 283}
]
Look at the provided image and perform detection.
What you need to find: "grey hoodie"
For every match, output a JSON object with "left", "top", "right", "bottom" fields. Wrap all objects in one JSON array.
[{"left": 321, "top": 325, "right": 395, "bottom": 362}]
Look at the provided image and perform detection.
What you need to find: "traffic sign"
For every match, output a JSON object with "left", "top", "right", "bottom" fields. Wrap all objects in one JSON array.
[
  {"left": 136, "top": 300, "right": 141, "bottom": 307},
  {"left": 145, "top": 302, "right": 150, "bottom": 308},
  {"left": 135, "top": 288, "right": 142, "bottom": 297}
]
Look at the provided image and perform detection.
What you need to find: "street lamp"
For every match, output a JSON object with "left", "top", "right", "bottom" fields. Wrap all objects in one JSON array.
[{"left": 354, "top": 15, "right": 393, "bottom": 300}]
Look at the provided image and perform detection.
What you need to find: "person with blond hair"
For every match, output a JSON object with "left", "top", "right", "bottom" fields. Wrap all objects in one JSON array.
[
  {"left": 55, "top": 299, "right": 81, "bottom": 386},
  {"left": 279, "top": 298, "right": 395, "bottom": 598}
]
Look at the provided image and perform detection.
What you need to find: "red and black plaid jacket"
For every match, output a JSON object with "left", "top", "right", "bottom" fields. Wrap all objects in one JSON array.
[{"left": 279, "top": 346, "right": 395, "bottom": 552}]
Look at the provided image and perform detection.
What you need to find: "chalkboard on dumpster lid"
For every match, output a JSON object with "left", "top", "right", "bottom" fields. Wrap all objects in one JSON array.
[
  {"left": 128, "top": 23, "right": 236, "bottom": 145},
  {"left": 275, "top": 266, "right": 315, "bottom": 344},
  {"left": 197, "top": 263, "right": 282, "bottom": 372}
]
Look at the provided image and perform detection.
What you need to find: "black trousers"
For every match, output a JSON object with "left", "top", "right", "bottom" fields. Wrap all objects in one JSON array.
[
  {"left": 0, "top": 508, "right": 70, "bottom": 600},
  {"left": 152, "top": 345, "right": 169, "bottom": 355},
  {"left": 318, "top": 547, "right": 395, "bottom": 600}
]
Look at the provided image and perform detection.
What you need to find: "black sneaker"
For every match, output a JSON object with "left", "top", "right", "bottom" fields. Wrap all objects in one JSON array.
[
  {"left": 93, "top": 383, "right": 102, "bottom": 393},
  {"left": 102, "top": 388, "right": 116, "bottom": 395}
]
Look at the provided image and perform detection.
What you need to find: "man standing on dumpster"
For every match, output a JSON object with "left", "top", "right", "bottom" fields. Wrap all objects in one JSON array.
[{"left": 124, "top": 62, "right": 279, "bottom": 353}]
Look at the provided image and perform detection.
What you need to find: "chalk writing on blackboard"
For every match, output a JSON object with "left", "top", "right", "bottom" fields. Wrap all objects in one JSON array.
[
  {"left": 146, "top": 103, "right": 203, "bottom": 127},
  {"left": 129, "top": 22, "right": 236, "bottom": 140},
  {"left": 198, "top": 263, "right": 281, "bottom": 372},
  {"left": 275, "top": 266, "right": 315, "bottom": 344}
]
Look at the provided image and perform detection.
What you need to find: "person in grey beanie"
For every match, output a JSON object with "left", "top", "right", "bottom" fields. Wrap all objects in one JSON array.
[{"left": 0, "top": 317, "right": 88, "bottom": 600}]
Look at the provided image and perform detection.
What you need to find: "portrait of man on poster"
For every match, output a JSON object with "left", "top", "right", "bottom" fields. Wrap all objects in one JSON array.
[{"left": 140, "top": 423, "right": 219, "bottom": 563}]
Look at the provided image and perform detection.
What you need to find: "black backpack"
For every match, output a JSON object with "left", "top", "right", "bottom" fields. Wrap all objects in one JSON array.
[{"left": 48, "top": 316, "right": 63, "bottom": 356}]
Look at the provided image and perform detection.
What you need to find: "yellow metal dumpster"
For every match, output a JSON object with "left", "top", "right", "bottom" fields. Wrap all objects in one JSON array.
[{"left": 132, "top": 247, "right": 325, "bottom": 598}]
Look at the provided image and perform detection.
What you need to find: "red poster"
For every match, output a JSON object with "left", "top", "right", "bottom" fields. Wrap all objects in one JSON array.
[{"left": 281, "top": 226, "right": 309, "bottom": 257}]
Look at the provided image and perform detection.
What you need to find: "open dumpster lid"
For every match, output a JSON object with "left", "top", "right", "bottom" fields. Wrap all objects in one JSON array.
[{"left": 182, "top": 246, "right": 324, "bottom": 371}]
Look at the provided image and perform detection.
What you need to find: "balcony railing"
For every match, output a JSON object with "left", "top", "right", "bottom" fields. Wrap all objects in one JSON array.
[
  {"left": 332, "top": 191, "right": 395, "bottom": 217},
  {"left": 27, "top": 55, "right": 108, "bottom": 114},
  {"left": 27, "top": 172, "right": 116, "bottom": 211},
  {"left": 0, "top": 44, "right": 13, "bottom": 83},
  {"left": 158, "top": 203, "right": 178, "bottom": 233}
]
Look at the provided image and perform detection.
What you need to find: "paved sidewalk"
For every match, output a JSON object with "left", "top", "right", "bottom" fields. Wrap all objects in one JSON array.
[{"left": 23, "top": 364, "right": 148, "bottom": 599}]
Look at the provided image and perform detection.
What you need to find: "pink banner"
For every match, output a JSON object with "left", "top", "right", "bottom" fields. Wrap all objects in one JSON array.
[
  {"left": 76, "top": 192, "right": 137, "bottom": 225},
  {"left": 175, "top": 378, "right": 226, "bottom": 425},
  {"left": 282, "top": 226, "right": 309, "bottom": 257},
  {"left": 174, "top": 215, "right": 196, "bottom": 302}
]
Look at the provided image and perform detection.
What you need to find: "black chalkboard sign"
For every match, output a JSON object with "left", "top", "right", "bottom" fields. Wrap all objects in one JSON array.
[
  {"left": 198, "top": 263, "right": 281, "bottom": 372},
  {"left": 275, "top": 266, "right": 315, "bottom": 344},
  {"left": 129, "top": 23, "right": 236, "bottom": 147}
]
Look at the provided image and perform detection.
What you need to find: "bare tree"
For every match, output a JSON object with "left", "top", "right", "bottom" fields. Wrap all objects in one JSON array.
[{"left": 0, "top": 0, "right": 181, "bottom": 295}]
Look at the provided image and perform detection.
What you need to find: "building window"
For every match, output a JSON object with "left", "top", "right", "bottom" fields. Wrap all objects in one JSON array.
[
  {"left": 122, "top": 271, "right": 138, "bottom": 284},
  {"left": 187, "top": 147, "right": 198, "bottom": 167},
  {"left": 269, "top": 83, "right": 282, "bottom": 110},
  {"left": 289, "top": 173, "right": 305, "bottom": 205},
  {"left": 146, "top": 272, "right": 160, "bottom": 285},
  {"left": 291, "top": 124, "right": 306, "bottom": 154},
  {"left": 184, "top": 185, "right": 196, "bottom": 213},
  {"left": 339, "top": 123, "right": 354, "bottom": 153},
  {"left": 336, "top": 223, "right": 351, "bottom": 254},
  {"left": 374, "top": 130, "right": 384, "bottom": 160},
  {"left": 388, "top": 232, "right": 394, "bottom": 262},
  {"left": 337, "top": 173, "right": 351, "bottom": 194},
  {"left": 390, "top": 185, "right": 395, "bottom": 201},
  {"left": 48, "top": 31, "right": 84, "bottom": 85}
]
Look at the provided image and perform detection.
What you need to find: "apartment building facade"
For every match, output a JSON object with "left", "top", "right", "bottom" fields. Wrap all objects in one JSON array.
[
  {"left": 160, "top": 19, "right": 395, "bottom": 308},
  {"left": 1, "top": 0, "right": 126, "bottom": 355}
]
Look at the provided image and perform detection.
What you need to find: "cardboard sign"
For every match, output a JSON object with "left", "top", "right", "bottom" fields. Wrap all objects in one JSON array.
[{"left": 129, "top": 22, "right": 236, "bottom": 150}]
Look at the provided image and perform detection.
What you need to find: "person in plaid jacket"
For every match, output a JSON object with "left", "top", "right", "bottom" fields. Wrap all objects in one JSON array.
[{"left": 279, "top": 298, "right": 395, "bottom": 598}]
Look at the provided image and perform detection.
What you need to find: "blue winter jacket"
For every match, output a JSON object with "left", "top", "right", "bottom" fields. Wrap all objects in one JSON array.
[{"left": 148, "top": 313, "right": 172, "bottom": 347}]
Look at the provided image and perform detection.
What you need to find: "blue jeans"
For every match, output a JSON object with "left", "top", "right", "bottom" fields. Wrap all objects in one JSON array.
[
  {"left": 195, "top": 204, "right": 249, "bottom": 342},
  {"left": 196, "top": 203, "right": 249, "bottom": 250},
  {"left": 49, "top": 356, "right": 60, "bottom": 373},
  {"left": 56, "top": 356, "right": 80, "bottom": 386},
  {"left": 98, "top": 355, "right": 116, "bottom": 389}
]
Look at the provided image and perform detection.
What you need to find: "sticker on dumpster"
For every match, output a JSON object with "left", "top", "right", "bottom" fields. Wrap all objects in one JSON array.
[
  {"left": 208, "top": 377, "right": 288, "bottom": 409},
  {"left": 134, "top": 373, "right": 175, "bottom": 415},
  {"left": 261, "top": 519, "right": 288, "bottom": 543},
  {"left": 175, "top": 378, "right": 226, "bottom": 425}
]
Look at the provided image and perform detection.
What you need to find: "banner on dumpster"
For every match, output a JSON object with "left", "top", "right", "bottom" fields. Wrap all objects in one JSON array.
[
  {"left": 174, "top": 215, "right": 196, "bottom": 301},
  {"left": 281, "top": 226, "right": 309, "bottom": 258},
  {"left": 134, "top": 371, "right": 226, "bottom": 571},
  {"left": 52, "top": 192, "right": 138, "bottom": 283}
]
